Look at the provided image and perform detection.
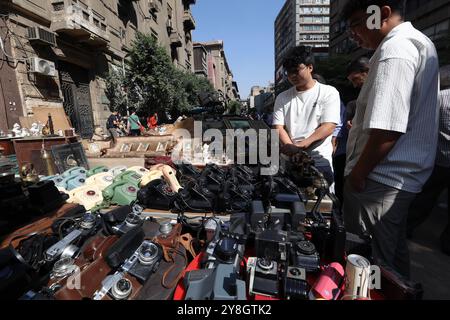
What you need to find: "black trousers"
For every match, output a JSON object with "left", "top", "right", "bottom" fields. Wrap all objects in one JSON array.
[
  {"left": 333, "top": 153, "right": 346, "bottom": 207},
  {"left": 130, "top": 129, "right": 141, "bottom": 137}
]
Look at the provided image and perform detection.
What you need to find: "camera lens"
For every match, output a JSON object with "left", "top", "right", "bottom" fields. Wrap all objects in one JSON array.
[
  {"left": 296, "top": 241, "right": 316, "bottom": 255},
  {"left": 159, "top": 221, "right": 173, "bottom": 235},
  {"left": 53, "top": 257, "right": 76, "bottom": 278},
  {"left": 111, "top": 278, "right": 132, "bottom": 300},
  {"left": 138, "top": 242, "right": 159, "bottom": 265},
  {"left": 80, "top": 213, "right": 96, "bottom": 229},
  {"left": 290, "top": 268, "right": 300, "bottom": 276},
  {"left": 257, "top": 258, "right": 274, "bottom": 271},
  {"left": 125, "top": 213, "right": 140, "bottom": 227}
]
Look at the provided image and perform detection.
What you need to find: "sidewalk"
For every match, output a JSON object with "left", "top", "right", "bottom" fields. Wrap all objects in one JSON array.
[{"left": 408, "top": 191, "right": 450, "bottom": 300}]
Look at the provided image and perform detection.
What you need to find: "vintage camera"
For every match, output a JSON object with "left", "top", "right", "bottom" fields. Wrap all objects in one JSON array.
[
  {"left": 127, "top": 240, "right": 163, "bottom": 283},
  {"left": 283, "top": 266, "right": 310, "bottom": 300},
  {"left": 202, "top": 235, "right": 245, "bottom": 271},
  {"left": 248, "top": 257, "right": 279, "bottom": 297},
  {"left": 110, "top": 205, "right": 144, "bottom": 236},
  {"left": 45, "top": 211, "right": 101, "bottom": 263},
  {"left": 94, "top": 237, "right": 161, "bottom": 300},
  {"left": 291, "top": 240, "right": 320, "bottom": 272}
]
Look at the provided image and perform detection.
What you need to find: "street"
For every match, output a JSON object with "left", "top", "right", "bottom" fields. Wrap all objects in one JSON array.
[{"left": 409, "top": 191, "right": 450, "bottom": 299}]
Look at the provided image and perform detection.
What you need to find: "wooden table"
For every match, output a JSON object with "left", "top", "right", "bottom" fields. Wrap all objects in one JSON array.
[
  {"left": 0, "top": 137, "right": 20, "bottom": 155},
  {"left": 13, "top": 136, "right": 78, "bottom": 175}
]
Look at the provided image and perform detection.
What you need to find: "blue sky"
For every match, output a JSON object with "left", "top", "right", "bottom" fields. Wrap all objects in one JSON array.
[{"left": 191, "top": 0, "right": 286, "bottom": 99}]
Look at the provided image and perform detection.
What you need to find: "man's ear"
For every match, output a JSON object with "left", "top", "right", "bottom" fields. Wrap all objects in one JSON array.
[
  {"left": 308, "top": 64, "right": 314, "bottom": 73},
  {"left": 380, "top": 6, "right": 392, "bottom": 21}
]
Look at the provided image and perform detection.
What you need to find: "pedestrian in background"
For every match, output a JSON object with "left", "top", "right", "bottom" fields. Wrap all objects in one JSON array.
[
  {"left": 342, "top": 0, "right": 439, "bottom": 279},
  {"left": 127, "top": 108, "right": 143, "bottom": 136},
  {"left": 147, "top": 112, "right": 158, "bottom": 129},
  {"left": 106, "top": 110, "right": 120, "bottom": 142},
  {"left": 346, "top": 57, "right": 370, "bottom": 129},
  {"left": 408, "top": 66, "right": 450, "bottom": 255}
]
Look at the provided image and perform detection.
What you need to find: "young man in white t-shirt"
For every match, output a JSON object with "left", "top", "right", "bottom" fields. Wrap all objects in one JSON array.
[{"left": 272, "top": 46, "right": 341, "bottom": 185}]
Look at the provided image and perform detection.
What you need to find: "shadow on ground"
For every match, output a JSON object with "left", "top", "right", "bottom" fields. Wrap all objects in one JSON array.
[{"left": 408, "top": 191, "right": 450, "bottom": 300}]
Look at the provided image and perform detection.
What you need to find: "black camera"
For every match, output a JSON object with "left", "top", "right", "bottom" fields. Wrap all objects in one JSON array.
[
  {"left": 291, "top": 240, "right": 320, "bottom": 272},
  {"left": 127, "top": 241, "right": 163, "bottom": 283},
  {"left": 202, "top": 235, "right": 245, "bottom": 272},
  {"left": 248, "top": 258, "right": 279, "bottom": 297},
  {"left": 112, "top": 211, "right": 144, "bottom": 235},
  {"left": 283, "top": 266, "right": 310, "bottom": 300}
]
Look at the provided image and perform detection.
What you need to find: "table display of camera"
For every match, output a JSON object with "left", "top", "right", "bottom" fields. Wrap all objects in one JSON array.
[{"left": 0, "top": 158, "right": 424, "bottom": 301}]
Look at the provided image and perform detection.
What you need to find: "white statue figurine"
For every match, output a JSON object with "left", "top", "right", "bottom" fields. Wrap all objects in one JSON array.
[
  {"left": 21, "top": 128, "right": 31, "bottom": 137},
  {"left": 30, "top": 123, "right": 40, "bottom": 136},
  {"left": 12, "top": 123, "right": 22, "bottom": 137}
]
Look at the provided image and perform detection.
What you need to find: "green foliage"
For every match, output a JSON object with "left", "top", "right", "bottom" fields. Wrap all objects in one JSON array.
[
  {"left": 105, "top": 32, "right": 216, "bottom": 121},
  {"left": 226, "top": 100, "right": 243, "bottom": 115},
  {"left": 104, "top": 69, "right": 127, "bottom": 114}
]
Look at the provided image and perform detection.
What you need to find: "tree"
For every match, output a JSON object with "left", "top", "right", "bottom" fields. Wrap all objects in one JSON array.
[
  {"left": 104, "top": 69, "right": 127, "bottom": 114},
  {"left": 226, "top": 100, "right": 243, "bottom": 115},
  {"left": 104, "top": 32, "right": 217, "bottom": 122},
  {"left": 125, "top": 32, "right": 179, "bottom": 118}
]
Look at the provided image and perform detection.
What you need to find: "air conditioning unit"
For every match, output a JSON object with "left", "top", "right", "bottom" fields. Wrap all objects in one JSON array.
[
  {"left": 29, "top": 57, "right": 57, "bottom": 77},
  {"left": 27, "top": 26, "right": 57, "bottom": 47}
]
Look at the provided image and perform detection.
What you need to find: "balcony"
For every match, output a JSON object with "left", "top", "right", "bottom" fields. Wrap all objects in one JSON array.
[
  {"left": 183, "top": 10, "right": 196, "bottom": 31},
  {"left": 51, "top": 4, "right": 109, "bottom": 48},
  {"left": 183, "top": 0, "right": 197, "bottom": 5},
  {"left": 170, "top": 31, "right": 183, "bottom": 48}
]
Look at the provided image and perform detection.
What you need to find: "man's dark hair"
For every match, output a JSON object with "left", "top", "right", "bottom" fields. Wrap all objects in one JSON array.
[
  {"left": 341, "top": 0, "right": 405, "bottom": 21},
  {"left": 282, "top": 46, "right": 315, "bottom": 71},
  {"left": 346, "top": 57, "right": 370, "bottom": 75},
  {"left": 129, "top": 107, "right": 136, "bottom": 113}
]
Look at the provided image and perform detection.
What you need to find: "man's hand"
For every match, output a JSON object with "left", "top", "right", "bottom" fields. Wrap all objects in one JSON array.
[
  {"left": 346, "top": 120, "right": 353, "bottom": 130},
  {"left": 331, "top": 137, "right": 338, "bottom": 155},
  {"left": 348, "top": 169, "right": 366, "bottom": 193},
  {"left": 280, "top": 143, "right": 302, "bottom": 156},
  {"left": 295, "top": 140, "right": 311, "bottom": 150}
]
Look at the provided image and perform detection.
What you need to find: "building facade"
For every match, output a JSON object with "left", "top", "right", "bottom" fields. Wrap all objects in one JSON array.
[
  {"left": 0, "top": 0, "right": 196, "bottom": 137},
  {"left": 193, "top": 40, "right": 240, "bottom": 102},
  {"left": 330, "top": 0, "right": 450, "bottom": 60},
  {"left": 248, "top": 84, "right": 275, "bottom": 113},
  {"left": 275, "top": 0, "right": 331, "bottom": 83}
]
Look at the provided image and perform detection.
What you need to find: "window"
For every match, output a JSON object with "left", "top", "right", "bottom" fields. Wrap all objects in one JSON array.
[{"left": 118, "top": 0, "right": 138, "bottom": 27}]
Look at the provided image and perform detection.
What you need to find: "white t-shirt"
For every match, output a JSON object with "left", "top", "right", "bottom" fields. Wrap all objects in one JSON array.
[
  {"left": 345, "top": 22, "right": 439, "bottom": 193},
  {"left": 272, "top": 81, "right": 341, "bottom": 168}
]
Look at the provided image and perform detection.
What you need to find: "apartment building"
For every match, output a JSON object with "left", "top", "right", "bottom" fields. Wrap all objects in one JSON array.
[
  {"left": 275, "top": 0, "right": 331, "bottom": 83},
  {"left": 193, "top": 40, "right": 240, "bottom": 101},
  {"left": 0, "top": 0, "right": 196, "bottom": 137}
]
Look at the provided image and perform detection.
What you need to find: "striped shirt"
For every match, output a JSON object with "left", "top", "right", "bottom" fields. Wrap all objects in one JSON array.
[
  {"left": 436, "top": 89, "right": 450, "bottom": 168},
  {"left": 345, "top": 22, "right": 440, "bottom": 193}
]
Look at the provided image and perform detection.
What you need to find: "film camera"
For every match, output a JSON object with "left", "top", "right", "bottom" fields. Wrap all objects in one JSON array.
[
  {"left": 94, "top": 226, "right": 163, "bottom": 300},
  {"left": 182, "top": 220, "right": 248, "bottom": 300}
]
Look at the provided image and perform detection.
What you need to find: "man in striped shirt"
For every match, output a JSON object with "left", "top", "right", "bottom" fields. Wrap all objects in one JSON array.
[
  {"left": 408, "top": 67, "right": 450, "bottom": 255},
  {"left": 341, "top": 0, "right": 439, "bottom": 278}
]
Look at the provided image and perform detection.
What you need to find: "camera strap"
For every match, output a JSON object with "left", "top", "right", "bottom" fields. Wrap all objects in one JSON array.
[{"left": 8, "top": 231, "right": 45, "bottom": 270}]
